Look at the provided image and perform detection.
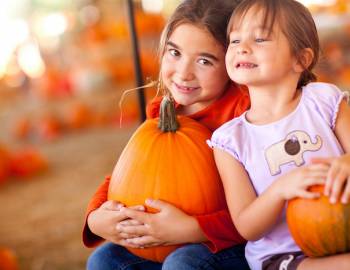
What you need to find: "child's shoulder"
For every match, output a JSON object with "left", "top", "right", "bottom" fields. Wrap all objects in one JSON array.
[
  {"left": 302, "top": 82, "right": 349, "bottom": 129},
  {"left": 207, "top": 115, "right": 245, "bottom": 158},
  {"left": 209, "top": 114, "right": 246, "bottom": 150},
  {"left": 302, "top": 82, "right": 348, "bottom": 101}
]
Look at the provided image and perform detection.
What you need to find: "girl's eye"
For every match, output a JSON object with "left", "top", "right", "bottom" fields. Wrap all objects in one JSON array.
[
  {"left": 198, "top": 58, "right": 212, "bottom": 66},
  {"left": 230, "top": 39, "right": 240, "bottom": 44},
  {"left": 255, "top": 38, "right": 267, "bottom": 43},
  {"left": 169, "top": 48, "right": 180, "bottom": 57}
]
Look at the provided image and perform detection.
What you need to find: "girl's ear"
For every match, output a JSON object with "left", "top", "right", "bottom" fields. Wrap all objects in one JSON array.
[{"left": 294, "top": 48, "right": 314, "bottom": 73}]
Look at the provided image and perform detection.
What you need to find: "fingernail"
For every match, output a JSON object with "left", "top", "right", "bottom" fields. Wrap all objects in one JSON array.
[
  {"left": 145, "top": 199, "right": 153, "bottom": 204},
  {"left": 330, "top": 197, "right": 336, "bottom": 204},
  {"left": 341, "top": 198, "right": 348, "bottom": 204}
]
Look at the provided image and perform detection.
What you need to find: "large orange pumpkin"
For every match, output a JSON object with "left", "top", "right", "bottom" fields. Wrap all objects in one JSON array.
[
  {"left": 108, "top": 97, "right": 226, "bottom": 262},
  {"left": 287, "top": 185, "right": 350, "bottom": 257},
  {"left": 0, "top": 247, "right": 18, "bottom": 270}
]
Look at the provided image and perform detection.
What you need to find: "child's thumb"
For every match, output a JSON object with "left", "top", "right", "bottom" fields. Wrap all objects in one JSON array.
[
  {"left": 145, "top": 198, "right": 166, "bottom": 210},
  {"left": 104, "top": 200, "right": 124, "bottom": 210}
]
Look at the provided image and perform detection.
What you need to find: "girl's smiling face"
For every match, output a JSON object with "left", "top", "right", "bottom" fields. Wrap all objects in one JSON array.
[
  {"left": 226, "top": 6, "right": 301, "bottom": 89},
  {"left": 161, "top": 23, "right": 230, "bottom": 115}
]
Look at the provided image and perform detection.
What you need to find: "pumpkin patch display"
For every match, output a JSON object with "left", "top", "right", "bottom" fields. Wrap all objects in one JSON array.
[
  {"left": 108, "top": 97, "right": 226, "bottom": 262},
  {"left": 287, "top": 185, "right": 350, "bottom": 257}
]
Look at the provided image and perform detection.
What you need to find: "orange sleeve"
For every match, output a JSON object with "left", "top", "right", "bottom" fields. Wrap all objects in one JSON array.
[
  {"left": 196, "top": 210, "right": 246, "bottom": 252},
  {"left": 82, "top": 176, "right": 111, "bottom": 247}
]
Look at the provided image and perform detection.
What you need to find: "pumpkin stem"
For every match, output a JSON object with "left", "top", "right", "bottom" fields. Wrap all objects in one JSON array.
[{"left": 158, "top": 96, "right": 179, "bottom": 132}]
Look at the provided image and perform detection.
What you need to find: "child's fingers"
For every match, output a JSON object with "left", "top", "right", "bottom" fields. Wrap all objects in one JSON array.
[
  {"left": 308, "top": 163, "right": 330, "bottom": 171},
  {"left": 120, "top": 207, "right": 151, "bottom": 224},
  {"left": 118, "top": 239, "right": 143, "bottom": 249},
  {"left": 304, "top": 177, "right": 326, "bottom": 187},
  {"left": 297, "top": 190, "right": 321, "bottom": 200},
  {"left": 129, "top": 205, "right": 145, "bottom": 211},
  {"left": 329, "top": 171, "right": 348, "bottom": 204},
  {"left": 126, "top": 236, "right": 157, "bottom": 246},
  {"left": 310, "top": 157, "right": 333, "bottom": 165},
  {"left": 117, "top": 224, "right": 148, "bottom": 236},
  {"left": 102, "top": 200, "right": 124, "bottom": 210},
  {"left": 324, "top": 165, "right": 339, "bottom": 196},
  {"left": 306, "top": 164, "right": 329, "bottom": 182},
  {"left": 119, "top": 232, "right": 139, "bottom": 239},
  {"left": 341, "top": 178, "right": 350, "bottom": 204},
  {"left": 119, "top": 219, "right": 143, "bottom": 226}
]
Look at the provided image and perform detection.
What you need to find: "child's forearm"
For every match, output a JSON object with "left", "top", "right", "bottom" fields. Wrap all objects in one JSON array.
[
  {"left": 233, "top": 182, "right": 285, "bottom": 241},
  {"left": 184, "top": 216, "right": 208, "bottom": 243}
]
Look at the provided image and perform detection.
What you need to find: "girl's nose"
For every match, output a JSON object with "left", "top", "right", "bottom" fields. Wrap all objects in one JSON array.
[
  {"left": 237, "top": 43, "right": 251, "bottom": 55},
  {"left": 177, "top": 60, "right": 195, "bottom": 81}
]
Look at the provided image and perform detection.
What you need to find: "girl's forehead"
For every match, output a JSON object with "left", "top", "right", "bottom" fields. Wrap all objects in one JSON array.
[
  {"left": 230, "top": 5, "right": 276, "bottom": 30},
  {"left": 230, "top": 8, "right": 280, "bottom": 35},
  {"left": 167, "top": 23, "right": 224, "bottom": 56},
  {"left": 169, "top": 23, "right": 217, "bottom": 44},
  {"left": 171, "top": 23, "right": 209, "bottom": 37}
]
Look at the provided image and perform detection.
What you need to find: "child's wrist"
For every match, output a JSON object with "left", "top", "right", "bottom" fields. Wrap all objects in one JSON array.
[
  {"left": 181, "top": 216, "right": 206, "bottom": 244},
  {"left": 270, "top": 179, "right": 286, "bottom": 201}
]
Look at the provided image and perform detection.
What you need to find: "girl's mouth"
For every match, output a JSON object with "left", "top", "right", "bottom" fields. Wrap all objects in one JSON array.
[
  {"left": 173, "top": 82, "right": 200, "bottom": 93},
  {"left": 236, "top": 62, "right": 258, "bottom": 68}
]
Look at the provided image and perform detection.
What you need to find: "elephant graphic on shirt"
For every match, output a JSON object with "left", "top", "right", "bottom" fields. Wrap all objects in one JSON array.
[{"left": 265, "top": 130, "right": 322, "bottom": 176}]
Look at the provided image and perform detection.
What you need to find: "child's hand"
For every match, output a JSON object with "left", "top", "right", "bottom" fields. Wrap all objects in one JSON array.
[
  {"left": 312, "top": 154, "right": 350, "bottom": 204},
  {"left": 274, "top": 164, "right": 329, "bottom": 200},
  {"left": 87, "top": 200, "right": 145, "bottom": 248},
  {"left": 117, "top": 199, "right": 205, "bottom": 248}
]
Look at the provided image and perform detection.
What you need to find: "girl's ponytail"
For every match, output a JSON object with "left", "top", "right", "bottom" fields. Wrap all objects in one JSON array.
[{"left": 298, "top": 69, "right": 317, "bottom": 89}]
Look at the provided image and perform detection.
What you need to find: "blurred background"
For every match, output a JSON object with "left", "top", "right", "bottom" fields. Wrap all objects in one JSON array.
[{"left": 0, "top": 0, "right": 349, "bottom": 269}]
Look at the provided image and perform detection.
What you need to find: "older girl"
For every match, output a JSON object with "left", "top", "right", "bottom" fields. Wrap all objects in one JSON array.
[{"left": 84, "top": 0, "right": 250, "bottom": 269}]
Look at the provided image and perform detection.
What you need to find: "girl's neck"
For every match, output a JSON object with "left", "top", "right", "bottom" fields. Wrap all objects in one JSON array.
[{"left": 246, "top": 82, "right": 302, "bottom": 125}]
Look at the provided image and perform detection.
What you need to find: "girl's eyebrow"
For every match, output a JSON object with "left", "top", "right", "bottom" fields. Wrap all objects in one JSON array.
[{"left": 167, "top": 41, "right": 219, "bottom": 62}]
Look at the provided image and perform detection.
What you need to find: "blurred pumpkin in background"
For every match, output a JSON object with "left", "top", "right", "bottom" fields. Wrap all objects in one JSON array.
[
  {"left": 64, "top": 102, "right": 92, "bottom": 130},
  {"left": 37, "top": 114, "right": 62, "bottom": 141},
  {"left": 0, "top": 247, "right": 18, "bottom": 270},
  {"left": 9, "top": 148, "right": 47, "bottom": 178},
  {"left": 0, "top": 146, "right": 11, "bottom": 184},
  {"left": 12, "top": 117, "right": 32, "bottom": 140}
]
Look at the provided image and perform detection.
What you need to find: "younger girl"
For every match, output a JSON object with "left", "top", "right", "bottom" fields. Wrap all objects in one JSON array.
[
  {"left": 209, "top": 0, "right": 350, "bottom": 270},
  {"left": 84, "top": 0, "right": 250, "bottom": 269}
]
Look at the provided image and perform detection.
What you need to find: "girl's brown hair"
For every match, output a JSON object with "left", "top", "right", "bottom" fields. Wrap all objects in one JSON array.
[{"left": 227, "top": 0, "right": 320, "bottom": 89}]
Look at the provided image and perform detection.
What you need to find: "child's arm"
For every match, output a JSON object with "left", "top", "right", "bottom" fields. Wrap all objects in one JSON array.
[
  {"left": 312, "top": 100, "right": 350, "bottom": 204},
  {"left": 83, "top": 176, "right": 111, "bottom": 247},
  {"left": 213, "top": 148, "right": 328, "bottom": 241},
  {"left": 83, "top": 176, "right": 144, "bottom": 248}
]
